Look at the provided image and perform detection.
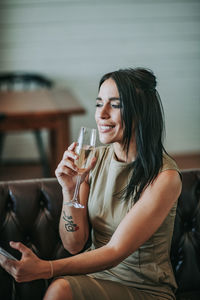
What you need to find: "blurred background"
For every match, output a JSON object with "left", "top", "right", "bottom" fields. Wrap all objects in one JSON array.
[{"left": 0, "top": 0, "right": 199, "bottom": 180}]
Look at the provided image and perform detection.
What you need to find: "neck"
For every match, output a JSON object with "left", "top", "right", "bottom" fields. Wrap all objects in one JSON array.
[{"left": 113, "top": 141, "right": 137, "bottom": 163}]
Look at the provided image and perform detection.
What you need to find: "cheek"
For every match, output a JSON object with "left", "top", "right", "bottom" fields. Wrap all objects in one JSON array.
[
  {"left": 115, "top": 113, "right": 122, "bottom": 127},
  {"left": 116, "top": 116, "right": 124, "bottom": 136},
  {"left": 95, "top": 111, "right": 98, "bottom": 123}
]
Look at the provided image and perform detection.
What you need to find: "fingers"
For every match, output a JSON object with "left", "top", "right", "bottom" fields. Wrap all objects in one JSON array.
[
  {"left": 55, "top": 142, "right": 97, "bottom": 180},
  {"left": 0, "top": 252, "right": 18, "bottom": 278},
  {"left": 55, "top": 142, "right": 79, "bottom": 177},
  {"left": 10, "top": 241, "right": 30, "bottom": 256},
  {"left": 55, "top": 159, "right": 77, "bottom": 178},
  {"left": 1, "top": 242, "right": 41, "bottom": 283},
  {"left": 68, "top": 141, "right": 77, "bottom": 151},
  {"left": 0, "top": 252, "right": 9, "bottom": 266},
  {"left": 62, "top": 142, "right": 78, "bottom": 160}
]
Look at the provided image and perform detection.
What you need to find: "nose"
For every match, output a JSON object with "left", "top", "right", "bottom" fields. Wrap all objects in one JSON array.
[{"left": 98, "top": 103, "right": 110, "bottom": 119}]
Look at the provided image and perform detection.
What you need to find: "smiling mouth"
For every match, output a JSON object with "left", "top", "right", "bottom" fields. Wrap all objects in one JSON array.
[{"left": 99, "top": 125, "right": 115, "bottom": 132}]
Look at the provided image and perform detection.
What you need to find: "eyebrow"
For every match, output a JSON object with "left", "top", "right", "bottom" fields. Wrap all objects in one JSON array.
[{"left": 96, "top": 97, "right": 120, "bottom": 101}]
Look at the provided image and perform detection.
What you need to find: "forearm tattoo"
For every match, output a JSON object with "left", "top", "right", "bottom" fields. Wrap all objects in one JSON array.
[{"left": 62, "top": 211, "right": 79, "bottom": 232}]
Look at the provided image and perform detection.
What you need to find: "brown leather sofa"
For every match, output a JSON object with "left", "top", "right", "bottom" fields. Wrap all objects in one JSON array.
[{"left": 0, "top": 169, "right": 200, "bottom": 300}]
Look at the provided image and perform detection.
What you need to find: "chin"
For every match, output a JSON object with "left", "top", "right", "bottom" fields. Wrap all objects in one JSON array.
[
  {"left": 99, "top": 139, "right": 110, "bottom": 145},
  {"left": 99, "top": 135, "right": 112, "bottom": 145}
]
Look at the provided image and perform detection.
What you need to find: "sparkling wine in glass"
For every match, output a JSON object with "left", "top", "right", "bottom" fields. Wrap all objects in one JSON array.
[{"left": 65, "top": 127, "right": 96, "bottom": 208}]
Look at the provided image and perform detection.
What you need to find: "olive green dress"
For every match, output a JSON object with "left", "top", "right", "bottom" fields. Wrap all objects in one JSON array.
[{"left": 62, "top": 145, "right": 180, "bottom": 300}]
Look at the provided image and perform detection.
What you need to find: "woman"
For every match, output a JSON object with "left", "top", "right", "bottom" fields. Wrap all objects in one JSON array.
[{"left": 0, "top": 68, "right": 182, "bottom": 300}]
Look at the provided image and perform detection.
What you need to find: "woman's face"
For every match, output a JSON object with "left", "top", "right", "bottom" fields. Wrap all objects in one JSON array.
[{"left": 95, "top": 78, "right": 124, "bottom": 145}]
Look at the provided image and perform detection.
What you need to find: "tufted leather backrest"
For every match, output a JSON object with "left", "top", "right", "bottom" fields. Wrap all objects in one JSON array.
[
  {"left": 0, "top": 178, "right": 71, "bottom": 300},
  {"left": 170, "top": 169, "right": 200, "bottom": 299},
  {"left": 0, "top": 170, "right": 200, "bottom": 300}
]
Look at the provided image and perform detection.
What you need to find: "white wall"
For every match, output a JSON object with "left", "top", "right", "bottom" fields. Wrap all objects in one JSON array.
[{"left": 0, "top": 0, "right": 199, "bottom": 160}]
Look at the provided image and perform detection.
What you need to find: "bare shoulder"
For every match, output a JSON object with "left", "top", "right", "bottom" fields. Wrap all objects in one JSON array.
[
  {"left": 155, "top": 169, "right": 181, "bottom": 190},
  {"left": 146, "top": 169, "right": 182, "bottom": 204}
]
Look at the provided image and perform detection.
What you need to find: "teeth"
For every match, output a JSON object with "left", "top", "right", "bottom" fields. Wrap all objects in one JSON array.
[{"left": 100, "top": 125, "right": 113, "bottom": 130}]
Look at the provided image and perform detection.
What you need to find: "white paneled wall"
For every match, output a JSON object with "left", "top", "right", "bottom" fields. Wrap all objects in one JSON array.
[{"left": 0, "top": 0, "right": 199, "bottom": 160}]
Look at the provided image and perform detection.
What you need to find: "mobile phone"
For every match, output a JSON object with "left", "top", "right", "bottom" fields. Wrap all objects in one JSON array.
[{"left": 0, "top": 246, "right": 18, "bottom": 261}]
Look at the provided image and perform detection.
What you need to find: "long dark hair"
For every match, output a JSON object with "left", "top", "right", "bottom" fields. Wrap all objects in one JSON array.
[{"left": 99, "top": 68, "right": 166, "bottom": 202}]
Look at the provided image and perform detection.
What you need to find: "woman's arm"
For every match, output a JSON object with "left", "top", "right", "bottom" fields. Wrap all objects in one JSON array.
[
  {"left": 53, "top": 169, "right": 182, "bottom": 276},
  {"left": 0, "top": 170, "right": 181, "bottom": 282},
  {"left": 59, "top": 181, "right": 90, "bottom": 254},
  {"left": 55, "top": 142, "right": 96, "bottom": 254}
]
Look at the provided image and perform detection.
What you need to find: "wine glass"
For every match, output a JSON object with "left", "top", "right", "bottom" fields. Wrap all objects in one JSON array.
[{"left": 65, "top": 127, "right": 96, "bottom": 208}]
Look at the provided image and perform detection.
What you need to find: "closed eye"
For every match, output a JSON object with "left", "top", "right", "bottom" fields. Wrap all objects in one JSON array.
[
  {"left": 111, "top": 103, "right": 121, "bottom": 109},
  {"left": 95, "top": 101, "right": 121, "bottom": 109},
  {"left": 96, "top": 102, "right": 103, "bottom": 107}
]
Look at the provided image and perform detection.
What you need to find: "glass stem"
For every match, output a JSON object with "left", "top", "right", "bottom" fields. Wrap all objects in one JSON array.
[{"left": 73, "top": 175, "right": 81, "bottom": 202}]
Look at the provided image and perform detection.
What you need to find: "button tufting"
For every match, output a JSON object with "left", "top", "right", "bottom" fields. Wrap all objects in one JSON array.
[
  {"left": 40, "top": 200, "right": 45, "bottom": 207},
  {"left": 183, "top": 221, "right": 192, "bottom": 232},
  {"left": 183, "top": 215, "right": 196, "bottom": 232},
  {"left": 7, "top": 201, "right": 12, "bottom": 210}
]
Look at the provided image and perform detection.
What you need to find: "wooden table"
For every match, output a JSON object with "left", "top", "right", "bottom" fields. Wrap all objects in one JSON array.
[{"left": 0, "top": 89, "right": 85, "bottom": 175}]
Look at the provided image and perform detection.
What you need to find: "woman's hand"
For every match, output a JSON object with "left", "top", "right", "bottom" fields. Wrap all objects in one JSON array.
[
  {"left": 0, "top": 242, "right": 50, "bottom": 282},
  {"left": 55, "top": 142, "right": 96, "bottom": 195},
  {"left": 55, "top": 142, "right": 79, "bottom": 193}
]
